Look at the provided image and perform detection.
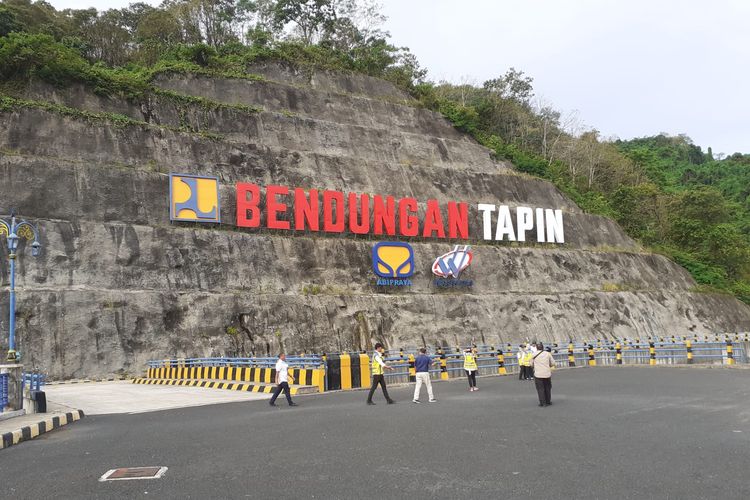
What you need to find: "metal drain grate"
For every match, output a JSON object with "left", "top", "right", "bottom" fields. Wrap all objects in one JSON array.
[{"left": 99, "top": 466, "right": 168, "bottom": 481}]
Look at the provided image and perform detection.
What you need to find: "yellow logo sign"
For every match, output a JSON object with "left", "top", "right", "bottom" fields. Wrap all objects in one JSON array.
[
  {"left": 169, "top": 174, "right": 220, "bottom": 223},
  {"left": 372, "top": 242, "right": 415, "bottom": 278}
]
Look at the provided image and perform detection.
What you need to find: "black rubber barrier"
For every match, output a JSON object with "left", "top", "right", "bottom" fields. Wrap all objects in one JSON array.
[
  {"left": 326, "top": 354, "right": 341, "bottom": 391},
  {"left": 350, "top": 353, "right": 362, "bottom": 388}
]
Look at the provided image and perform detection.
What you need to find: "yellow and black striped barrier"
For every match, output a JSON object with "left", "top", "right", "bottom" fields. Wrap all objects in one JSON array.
[
  {"left": 686, "top": 340, "right": 693, "bottom": 364},
  {"left": 1, "top": 410, "right": 85, "bottom": 450},
  {"left": 587, "top": 345, "right": 596, "bottom": 366},
  {"left": 408, "top": 354, "right": 416, "bottom": 383},
  {"left": 497, "top": 349, "right": 506, "bottom": 375},
  {"left": 144, "top": 365, "right": 325, "bottom": 393},
  {"left": 439, "top": 348, "right": 448, "bottom": 380},
  {"left": 615, "top": 342, "right": 622, "bottom": 365},
  {"left": 649, "top": 342, "right": 656, "bottom": 365},
  {"left": 325, "top": 353, "right": 370, "bottom": 391},
  {"left": 133, "top": 377, "right": 312, "bottom": 394},
  {"left": 568, "top": 343, "right": 575, "bottom": 367},
  {"left": 726, "top": 341, "right": 734, "bottom": 366}
]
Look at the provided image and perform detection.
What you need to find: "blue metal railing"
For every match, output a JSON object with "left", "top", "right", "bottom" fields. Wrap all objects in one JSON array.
[
  {"left": 1, "top": 372, "right": 9, "bottom": 410},
  {"left": 22, "top": 372, "right": 46, "bottom": 392},
  {"left": 143, "top": 337, "right": 750, "bottom": 388}
]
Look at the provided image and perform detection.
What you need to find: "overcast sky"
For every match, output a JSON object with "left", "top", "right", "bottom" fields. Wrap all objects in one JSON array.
[{"left": 48, "top": 0, "right": 750, "bottom": 154}]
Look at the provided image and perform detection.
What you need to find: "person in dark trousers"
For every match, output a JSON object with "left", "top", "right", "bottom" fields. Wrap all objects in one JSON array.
[
  {"left": 464, "top": 346, "right": 479, "bottom": 391},
  {"left": 531, "top": 342, "right": 555, "bottom": 407},
  {"left": 517, "top": 344, "right": 527, "bottom": 380},
  {"left": 269, "top": 353, "right": 298, "bottom": 407},
  {"left": 367, "top": 343, "right": 395, "bottom": 405}
]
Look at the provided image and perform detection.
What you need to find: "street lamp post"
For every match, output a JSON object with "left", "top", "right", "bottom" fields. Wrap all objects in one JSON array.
[{"left": 0, "top": 211, "right": 41, "bottom": 362}]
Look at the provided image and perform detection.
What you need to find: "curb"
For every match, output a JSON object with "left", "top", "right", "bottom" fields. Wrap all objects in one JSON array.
[
  {"left": 46, "top": 378, "right": 120, "bottom": 385},
  {"left": 1, "top": 410, "right": 85, "bottom": 450},
  {"left": 132, "top": 378, "right": 318, "bottom": 395}
]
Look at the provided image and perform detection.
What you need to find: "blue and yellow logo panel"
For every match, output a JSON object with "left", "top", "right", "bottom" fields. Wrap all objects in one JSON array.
[
  {"left": 372, "top": 242, "right": 415, "bottom": 278},
  {"left": 169, "top": 173, "right": 221, "bottom": 223}
]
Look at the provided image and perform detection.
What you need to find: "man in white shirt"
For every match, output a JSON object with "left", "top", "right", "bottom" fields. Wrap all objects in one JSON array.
[{"left": 269, "top": 353, "right": 299, "bottom": 407}]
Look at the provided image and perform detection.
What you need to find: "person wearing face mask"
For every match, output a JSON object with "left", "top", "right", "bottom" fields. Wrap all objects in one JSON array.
[{"left": 531, "top": 342, "right": 555, "bottom": 407}]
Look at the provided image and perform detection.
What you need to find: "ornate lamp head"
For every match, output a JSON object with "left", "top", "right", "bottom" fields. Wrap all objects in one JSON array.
[{"left": 8, "top": 231, "right": 19, "bottom": 252}]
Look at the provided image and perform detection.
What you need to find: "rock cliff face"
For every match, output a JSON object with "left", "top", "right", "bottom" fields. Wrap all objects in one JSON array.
[{"left": 1, "top": 62, "right": 749, "bottom": 378}]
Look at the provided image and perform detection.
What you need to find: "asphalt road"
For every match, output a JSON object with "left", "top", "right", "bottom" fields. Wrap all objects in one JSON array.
[{"left": 2, "top": 367, "right": 749, "bottom": 499}]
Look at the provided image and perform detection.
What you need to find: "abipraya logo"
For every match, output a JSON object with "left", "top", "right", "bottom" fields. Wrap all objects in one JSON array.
[
  {"left": 432, "top": 245, "right": 474, "bottom": 287},
  {"left": 372, "top": 242, "right": 414, "bottom": 286}
]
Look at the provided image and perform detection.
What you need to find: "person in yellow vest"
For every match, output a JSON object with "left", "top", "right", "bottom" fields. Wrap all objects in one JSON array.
[
  {"left": 464, "top": 345, "right": 479, "bottom": 391},
  {"left": 367, "top": 343, "right": 395, "bottom": 405},
  {"left": 523, "top": 347, "right": 535, "bottom": 380},
  {"left": 517, "top": 344, "right": 528, "bottom": 380}
]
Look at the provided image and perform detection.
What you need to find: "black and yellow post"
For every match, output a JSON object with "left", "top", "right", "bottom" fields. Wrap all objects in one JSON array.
[
  {"left": 686, "top": 340, "right": 693, "bottom": 364},
  {"left": 359, "top": 353, "right": 371, "bottom": 389},
  {"left": 497, "top": 349, "right": 506, "bottom": 375},
  {"left": 726, "top": 340, "right": 734, "bottom": 366},
  {"left": 439, "top": 348, "right": 448, "bottom": 380},
  {"left": 587, "top": 344, "right": 596, "bottom": 366},
  {"left": 568, "top": 343, "right": 575, "bottom": 367},
  {"left": 340, "top": 352, "right": 353, "bottom": 390},
  {"left": 649, "top": 342, "right": 656, "bottom": 366},
  {"left": 615, "top": 342, "right": 622, "bottom": 365},
  {"left": 408, "top": 353, "right": 416, "bottom": 383},
  {"left": 326, "top": 353, "right": 341, "bottom": 391}
]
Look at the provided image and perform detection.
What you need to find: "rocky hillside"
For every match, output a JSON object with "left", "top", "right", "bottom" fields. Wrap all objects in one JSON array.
[{"left": 2, "top": 62, "right": 749, "bottom": 378}]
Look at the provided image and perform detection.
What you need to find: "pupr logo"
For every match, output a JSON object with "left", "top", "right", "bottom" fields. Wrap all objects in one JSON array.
[
  {"left": 372, "top": 242, "right": 414, "bottom": 286},
  {"left": 432, "top": 245, "right": 473, "bottom": 287},
  {"left": 169, "top": 173, "right": 221, "bottom": 223}
]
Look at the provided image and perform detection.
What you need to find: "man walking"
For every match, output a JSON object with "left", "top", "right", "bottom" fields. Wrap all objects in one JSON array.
[
  {"left": 412, "top": 348, "right": 437, "bottom": 403},
  {"left": 367, "top": 343, "right": 395, "bottom": 405},
  {"left": 269, "top": 353, "right": 299, "bottom": 407}
]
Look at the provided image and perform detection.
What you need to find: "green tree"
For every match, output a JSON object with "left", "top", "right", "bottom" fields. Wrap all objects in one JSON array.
[{"left": 0, "top": 6, "right": 21, "bottom": 36}]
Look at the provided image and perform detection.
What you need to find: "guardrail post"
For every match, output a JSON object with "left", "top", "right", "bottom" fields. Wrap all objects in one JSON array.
[
  {"left": 726, "top": 340, "right": 734, "bottom": 366},
  {"left": 497, "top": 349, "right": 506, "bottom": 375},
  {"left": 587, "top": 345, "right": 596, "bottom": 366},
  {"left": 686, "top": 340, "right": 693, "bottom": 364},
  {"left": 568, "top": 343, "right": 575, "bottom": 367},
  {"left": 408, "top": 353, "right": 416, "bottom": 383},
  {"left": 649, "top": 342, "right": 656, "bottom": 366},
  {"left": 615, "top": 342, "right": 622, "bottom": 365},
  {"left": 438, "top": 348, "right": 448, "bottom": 380}
]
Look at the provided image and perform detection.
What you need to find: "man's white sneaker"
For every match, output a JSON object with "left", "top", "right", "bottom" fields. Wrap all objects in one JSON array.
[
  {"left": 412, "top": 399, "right": 421, "bottom": 404},
  {"left": 429, "top": 399, "right": 437, "bottom": 403}
]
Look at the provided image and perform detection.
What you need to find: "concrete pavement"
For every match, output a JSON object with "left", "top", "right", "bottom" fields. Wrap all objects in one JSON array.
[
  {"left": 1, "top": 367, "right": 749, "bottom": 499},
  {"left": 44, "top": 380, "right": 272, "bottom": 415}
]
